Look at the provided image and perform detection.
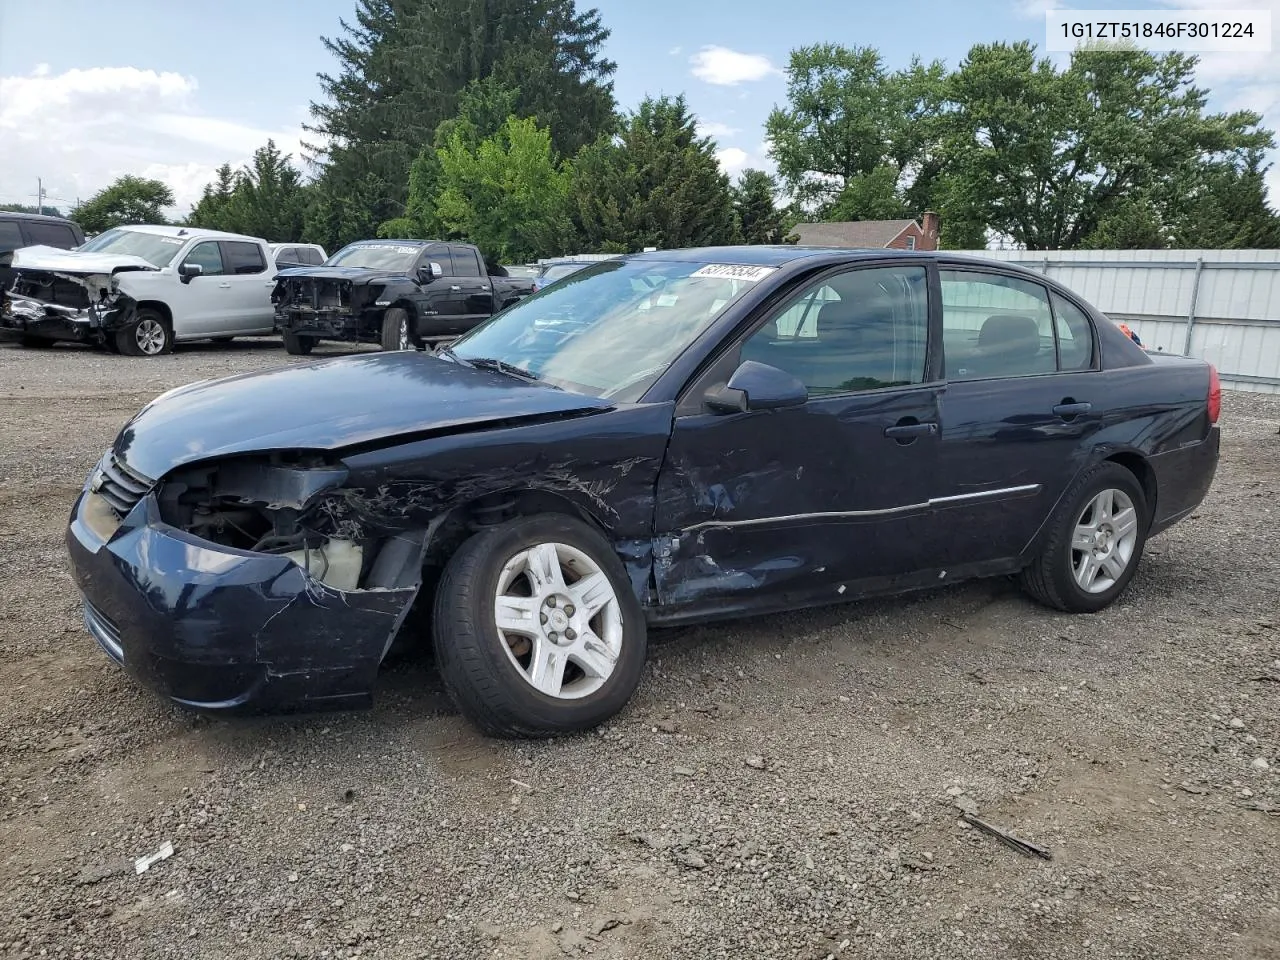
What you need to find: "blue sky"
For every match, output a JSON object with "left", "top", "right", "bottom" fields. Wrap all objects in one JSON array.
[{"left": 0, "top": 0, "right": 1276, "bottom": 216}]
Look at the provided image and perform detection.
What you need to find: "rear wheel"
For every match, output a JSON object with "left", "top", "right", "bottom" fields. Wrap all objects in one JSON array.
[
  {"left": 380, "top": 307, "right": 411, "bottom": 351},
  {"left": 432, "top": 513, "right": 647, "bottom": 738},
  {"left": 1019, "top": 461, "right": 1148, "bottom": 613},
  {"left": 115, "top": 308, "right": 173, "bottom": 357},
  {"left": 283, "top": 331, "right": 315, "bottom": 355}
]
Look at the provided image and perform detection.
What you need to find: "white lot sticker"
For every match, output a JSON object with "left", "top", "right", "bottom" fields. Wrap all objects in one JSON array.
[
  {"left": 158, "top": 237, "right": 185, "bottom": 245},
  {"left": 373, "top": 244, "right": 422, "bottom": 254},
  {"left": 689, "top": 263, "right": 777, "bottom": 282}
]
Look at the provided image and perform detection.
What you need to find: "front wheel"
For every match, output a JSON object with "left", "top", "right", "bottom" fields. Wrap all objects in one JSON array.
[
  {"left": 1019, "top": 461, "right": 1149, "bottom": 613},
  {"left": 380, "top": 307, "right": 412, "bottom": 351},
  {"left": 115, "top": 308, "right": 173, "bottom": 357},
  {"left": 282, "top": 331, "right": 315, "bottom": 355},
  {"left": 432, "top": 513, "right": 647, "bottom": 738}
]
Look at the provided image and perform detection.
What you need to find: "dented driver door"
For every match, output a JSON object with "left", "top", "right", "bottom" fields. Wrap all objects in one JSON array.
[{"left": 652, "top": 262, "right": 945, "bottom": 612}]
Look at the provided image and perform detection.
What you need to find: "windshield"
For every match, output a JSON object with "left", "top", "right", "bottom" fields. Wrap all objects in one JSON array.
[
  {"left": 76, "top": 228, "right": 185, "bottom": 267},
  {"left": 448, "top": 259, "right": 766, "bottom": 401},
  {"left": 325, "top": 242, "right": 423, "bottom": 271}
]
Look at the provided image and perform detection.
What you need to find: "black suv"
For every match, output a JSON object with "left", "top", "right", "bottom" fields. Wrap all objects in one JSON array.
[{"left": 0, "top": 212, "right": 87, "bottom": 292}]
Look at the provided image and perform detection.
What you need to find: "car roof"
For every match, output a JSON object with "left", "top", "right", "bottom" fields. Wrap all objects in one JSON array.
[
  {"left": 345, "top": 238, "right": 437, "bottom": 246},
  {"left": 107, "top": 224, "right": 264, "bottom": 243},
  {"left": 0, "top": 211, "right": 80, "bottom": 225},
  {"left": 624, "top": 245, "right": 1052, "bottom": 281}
]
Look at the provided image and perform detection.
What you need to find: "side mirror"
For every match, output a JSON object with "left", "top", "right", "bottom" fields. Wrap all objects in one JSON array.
[
  {"left": 178, "top": 262, "right": 203, "bottom": 284},
  {"left": 423, "top": 261, "right": 443, "bottom": 281},
  {"left": 705, "top": 360, "right": 808, "bottom": 414}
]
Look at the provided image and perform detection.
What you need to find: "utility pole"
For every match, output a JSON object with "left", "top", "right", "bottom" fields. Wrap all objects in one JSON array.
[{"left": 37, "top": 178, "right": 44, "bottom": 215}]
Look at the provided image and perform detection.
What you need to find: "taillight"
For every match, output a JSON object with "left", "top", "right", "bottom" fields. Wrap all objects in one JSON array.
[{"left": 1207, "top": 364, "right": 1221, "bottom": 424}]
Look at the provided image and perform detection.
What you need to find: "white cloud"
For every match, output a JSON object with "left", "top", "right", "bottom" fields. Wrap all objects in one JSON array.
[
  {"left": 0, "top": 65, "right": 308, "bottom": 217},
  {"left": 690, "top": 46, "right": 780, "bottom": 86},
  {"left": 668, "top": 46, "right": 682, "bottom": 56},
  {"left": 715, "top": 147, "right": 751, "bottom": 176},
  {"left": 697, "top": 119, "right": 740, "bottom": 140}
]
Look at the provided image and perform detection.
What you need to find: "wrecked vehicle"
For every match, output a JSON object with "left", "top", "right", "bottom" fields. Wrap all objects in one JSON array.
[
  {"left": 0, "top": 211, "right": 86, "bottom": 296},
  {"left": 68, "top": 247, "right": 1221, "bottom": 737},
  {"left": 271, "top": 239, "right": 535, "bottom": 354},
  {"left": 0, "top": 226, "right": 277, "bottom": 355}
]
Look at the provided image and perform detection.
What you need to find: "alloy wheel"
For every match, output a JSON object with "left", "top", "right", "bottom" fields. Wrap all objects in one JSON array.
[
  {"left": 1070, "top": 488, "right": 1139, "bottom": 593},
  {"left": 492, "top": 541, "right": 623, "bottom": 699},
  {"left": 134, "top": 317, "right": 167, "bottom": 355}
]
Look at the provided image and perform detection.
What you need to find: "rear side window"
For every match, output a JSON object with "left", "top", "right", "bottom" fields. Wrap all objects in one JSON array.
[
  {"left": 275, "top": 247, "right": 297, "bottom": 263},
  {"left": 449, "top": 245, "right": 482, "bottom": 278},
  {"left": 1050, "top": 292, "right": 1095, "bottom": 370},
  {"left": 304, "top": 247, "right": 325, "bottom": 265},
  {"left": 183, "top": 241, "right": 225, "bottom": 276},
  {"left": 940, "top": 271, "right": 1056, "bottom": 380},
  {"left": 0, "top": 220, "right": 23, "bottom": 251},
  {"left": 224, "top": 241, "right": 266, "bottom": 275},
  {"left": 26, "top": 221, "right": 78, "bottom": 248}
]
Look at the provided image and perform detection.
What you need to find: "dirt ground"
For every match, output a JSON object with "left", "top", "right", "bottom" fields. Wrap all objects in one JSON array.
[{"left": 0, "top": 337, "right": 1277, "bottom": 960}]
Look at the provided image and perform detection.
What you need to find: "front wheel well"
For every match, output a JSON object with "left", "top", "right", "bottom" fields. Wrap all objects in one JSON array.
[
  {"left": 1105, "top": 451, "right": 1156, "bottom": 522},
  {"left": 133, "top": 300, "right": 173, "bottom": 325}
]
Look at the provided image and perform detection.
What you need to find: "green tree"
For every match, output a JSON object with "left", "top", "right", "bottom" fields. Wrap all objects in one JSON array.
[
  {"left": 571, "top": 95, "right": 737, "bottom": 252},
  {"left": 304, "top": 0, "right": 615, "bottom": 251},
  {"left": 187, "top": 163, "right": 239, "bottom": 231},
  {"left": 71, "top": 176, "right": 174, "bottom": 233},
  {"left": 733, "top": 169, "right": 785, "bottom": 244},
  {"left": 939, "top": 42, "right": 1276, "bottom": 249},
  {"left": 433, "top": 115, "right": 572, "bottom": 262},
  {"left": 766, "top": 45, "right": 946, "bottom": 216},
  {"left": 220, "top": 140, "right": 310, "bottom": 241}
]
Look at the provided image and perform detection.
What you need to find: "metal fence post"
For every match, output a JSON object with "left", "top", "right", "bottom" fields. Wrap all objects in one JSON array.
[{"left": 1182, "top": 257, "right": 1205, "bottom": 357}]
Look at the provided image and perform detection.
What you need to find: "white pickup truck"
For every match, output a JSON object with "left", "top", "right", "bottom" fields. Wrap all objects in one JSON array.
[{"left": 0, "top": 225, "right": 278, "bottom": 356}]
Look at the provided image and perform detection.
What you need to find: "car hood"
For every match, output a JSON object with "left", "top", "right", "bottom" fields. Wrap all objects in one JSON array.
[
  {"left": 113, "top": 352, "right": 613, "bottom": 480},
  {"left": 11, "top": 244, "right": 159, "bottom": 277},
  {"left": 274, "top": 266, "right": 413, "bottom": 284}
]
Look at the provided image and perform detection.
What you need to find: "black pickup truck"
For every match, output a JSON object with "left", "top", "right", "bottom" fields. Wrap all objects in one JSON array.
[{"left": 271, "top": 239, "right": 535, "bottom": 354}]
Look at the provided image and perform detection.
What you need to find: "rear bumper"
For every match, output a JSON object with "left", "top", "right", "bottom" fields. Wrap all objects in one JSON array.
[
  {"left": 1148, "top": 425, "right": 1220, "bottom": 536},
  {"left": 67, "top": 488, "right": 419, "bottom": 714}
]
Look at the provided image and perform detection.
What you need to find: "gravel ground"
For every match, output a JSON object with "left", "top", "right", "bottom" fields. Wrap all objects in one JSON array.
[{"left": 1, "top": 337, "right": 1278, "bottom": 960}]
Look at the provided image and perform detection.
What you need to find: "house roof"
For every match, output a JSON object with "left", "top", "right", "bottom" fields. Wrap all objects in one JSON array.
[{"left": 790, "top": 220, "right": 918, "bottom": 248}]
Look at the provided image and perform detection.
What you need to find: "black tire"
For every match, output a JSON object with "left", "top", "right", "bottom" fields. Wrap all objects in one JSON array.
[
  {"left": 19, "top": 335, "right": 54, "bottom": 348},
  {"left": 114, "top": 308, "right": 173, "bottom": 357},
  {"left": 103, "top": 337, "right": 121, "bottom": 354},
  {"left": 432, "top": 513, "right": 647, "bottom": 738},
  {"left": 1019, "top": 461, "right": 1149, "bottom": 613},
  {"left": 380, "top": 307, "right": 411, "bottom": 351},
  {"left": 283, "top": 331, "right": 315, "bottom": 355}
]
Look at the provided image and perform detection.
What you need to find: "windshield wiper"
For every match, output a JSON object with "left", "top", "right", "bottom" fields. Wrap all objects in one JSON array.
[{"left": 465, "top": 356, "right": 558, "bottom": 387}]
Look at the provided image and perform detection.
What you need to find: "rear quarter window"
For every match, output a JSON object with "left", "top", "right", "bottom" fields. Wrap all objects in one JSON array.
[
  {"left": 225, "top": 241, "right": 267, "bottom": 275},
  {"left": 0, "top": 220, "right": 24, "bottom": 252},
  {"left": 25, "top": 221, "right": 78, "bottom": 249}
]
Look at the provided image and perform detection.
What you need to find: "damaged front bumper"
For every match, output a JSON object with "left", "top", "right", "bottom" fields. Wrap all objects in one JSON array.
[
  {"left": 274, "top": 306, "right": 370, "bottom": 342},
  {"left": 0, "top": 293, "right": 96, "bottom": 343},
  {"left": 67, "top": 487, "right": 420, "bottom": 713}
]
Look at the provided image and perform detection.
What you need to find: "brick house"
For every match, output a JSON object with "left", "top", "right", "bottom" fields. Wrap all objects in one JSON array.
[{"left": 789, "top": 212, "right": 940, "bottom": 251}]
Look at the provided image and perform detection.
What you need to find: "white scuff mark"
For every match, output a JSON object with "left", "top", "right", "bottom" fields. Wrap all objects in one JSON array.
[{"left": 134, "top": 841, "right": 174, "bottom": 874}]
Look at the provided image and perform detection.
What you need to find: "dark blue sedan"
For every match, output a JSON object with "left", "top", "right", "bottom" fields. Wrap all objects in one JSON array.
[{"left": 67, "top": 247, "right": 1221, "bottom": 737}]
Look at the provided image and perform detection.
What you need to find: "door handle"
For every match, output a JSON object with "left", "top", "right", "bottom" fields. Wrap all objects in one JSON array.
[
  {"left": 1052, "top": 400, "right": 1092, "bottom": 419},
  {"left": 218, "top": 282, "right": 232, "bottom": 288},
  {"left": 450, "top": 285, "right": 461, "bottom": 291},
  {"left": 884, "top": 421, "right": 938, "bottom": 441}
]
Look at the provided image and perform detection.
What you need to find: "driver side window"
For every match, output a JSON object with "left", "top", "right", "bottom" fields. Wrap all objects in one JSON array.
[
  {"left": 741, "top": 265, "right": 930, "bottom": 395},
  {"left": 182, "top": 241, "right": 225, "bottom": 277}
]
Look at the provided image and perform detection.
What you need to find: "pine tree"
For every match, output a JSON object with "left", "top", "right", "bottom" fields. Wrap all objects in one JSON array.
[
  {"left": 733, "top": 169, "right": 785, "bottom": 244},
  {"left": 571, "top": 95, "right": 736, "bottom": 252},
  {"left": 304, "top": 0, "right": 615, "bottom": 250}
]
